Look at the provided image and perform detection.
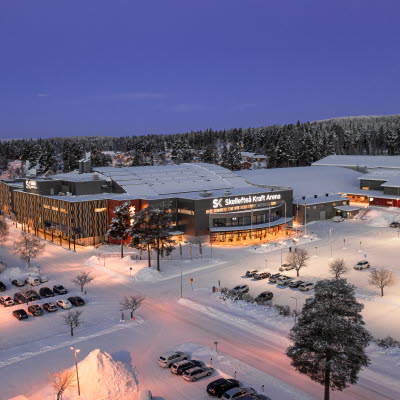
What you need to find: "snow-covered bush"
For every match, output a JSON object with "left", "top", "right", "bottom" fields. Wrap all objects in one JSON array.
[
  {"left": 273, "top": 304, "right": 291, "bottom": 316},
  {"left": 374, "top": 336, "right": 400, "bottom": 349}
]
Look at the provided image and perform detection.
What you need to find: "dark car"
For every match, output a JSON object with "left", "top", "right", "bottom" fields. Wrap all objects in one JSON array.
[
  {"left": 11, "top": 279, "right": 26, "bottom": 287},
  {"left": 12, "top": 309, "right": 29, "bottom": 320},
  {"left": 26, "top": 290, "right": 40, "bottom": 301},
  {"left": 170, "top": 359, "right": 203, "bottom": 374},
  {"left": 28, "top": 304, "right": 44, "bottom": 316},
  {"left": 255, "top": 291, "right": 273, "bottom": 302},
  {"left": 39, "top": 287, "right": 54, "bottom": 298},
  {"left": 207, "top": 378, "right": 240, "bottom": 398},
  {"left": 0, "top": 280, "right": 6, "bottom": 291},
  {"left": 68, "top": 296, "right": 85, "bottom": 306},
  {"left": 14, "top": 292, "right": 28, "bottom": 304},
  {"left": 390, "top": 221, "right": 400, "bottom": 228},
  {"left": 53, "top": 285, "right": 68, "bottom": 295},
  {"left": 253, "top": 272, "right": 271, "bottom": 280},
  {"left": 245, "top": 270, "right": 258, "bottom": 277},
  {"left": 43, "top": 302, "right": 58, "bottom": 312},
  {"left": 289, "top": 280, "right": 305, "bottom": 288}
]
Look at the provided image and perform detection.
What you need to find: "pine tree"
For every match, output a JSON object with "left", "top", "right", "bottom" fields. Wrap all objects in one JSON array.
[
  {"left": 107, "top": 202, "right": 132, "bottom": 258},
  {"left": 286, "top": 279, "right": 371, "bottom": 400},
  {"left": 201, "top": 144, "right": 218, "bottom": 164}
]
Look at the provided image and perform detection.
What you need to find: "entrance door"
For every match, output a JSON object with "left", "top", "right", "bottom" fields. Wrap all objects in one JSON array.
[{"left": 320, "top": 211, "right": 326, "bottom": 220}]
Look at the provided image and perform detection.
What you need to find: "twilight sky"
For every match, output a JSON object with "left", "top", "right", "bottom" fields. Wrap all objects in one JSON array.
[{"left": 0, "top": 0, "right": 399, "bottom": 138}]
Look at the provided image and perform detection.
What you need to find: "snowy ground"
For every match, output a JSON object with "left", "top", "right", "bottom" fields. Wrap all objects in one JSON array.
[{"left": 1, "top": 207, "right": 400, "bottom": 399}]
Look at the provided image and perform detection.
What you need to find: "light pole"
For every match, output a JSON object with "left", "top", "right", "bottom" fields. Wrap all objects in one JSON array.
[
  {"left": 290, "top": 296, "right": 298, "bottom": 325},
  {"left": 280, "top": 248, "right": 283, "bottom": 267},
  {"left": 315, "top": 246, "right": 317, "bottom": 256},
  {"left": 329, "top": 228, "right": 333, "bottom": 258},
  {"left": 70, "top": 347, "right": 81, "bottom": 396},
  {"left": 180, "top": 262, "right": 183, "bottom": 299},
  {"left": 265, "top": 259, "right": 268, "bottom": 270}
]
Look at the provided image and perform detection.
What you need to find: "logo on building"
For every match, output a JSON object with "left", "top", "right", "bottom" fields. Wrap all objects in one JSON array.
[{"left": 212, "top": 193, "right": 281, "bottom": 208}]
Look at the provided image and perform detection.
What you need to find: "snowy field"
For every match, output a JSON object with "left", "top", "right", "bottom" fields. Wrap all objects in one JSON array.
[{"left": 1, "top": 207, "right": 400, "bottom": 399}]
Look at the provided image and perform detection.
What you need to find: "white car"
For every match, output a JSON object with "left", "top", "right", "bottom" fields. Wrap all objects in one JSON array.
[
  {"left": 26, "top": 276, "right": 41, "bottom": 286},
  {"left": 182, "top": 366, "right": 213, "bottom": 381},
  {"left": 56, "top": 299, "right": 72, "bottom": 309},
  {"left": 0, "top": 296, "right": 14, "bottom": 307},
  {"left": 354, "top": 261, "right": 370, "bottom": 270},
  {"left": 299, "top": 282, "right": 315, "bottom": 291},
  {"left": 279, "top": 263, "right": 294, "bottom": 271},
  {"left": 158, "top": 351, "right": 188, "bottom": 368},
  {"left": 40, "top": 275, "right": 49, "bottom": 283},
  {"left": 332, "top": 216, "right": 345, "bottom": 222},
  {"left": 276, "top": 276, "right": 294, "bottom": 286},
  {"left": 231, "top": 284, "right": 249, "bottom": 294}
]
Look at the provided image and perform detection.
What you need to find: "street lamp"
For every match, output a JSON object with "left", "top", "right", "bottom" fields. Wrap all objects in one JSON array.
[
  {"left": 265, "top": 259, "right": 268, "bottom": 270},
  {"left": 70, "top": 347, "right": 81, "bottom": 396},
  {"left": 329, "top": 228, "right": 333, "bottom": 258},
  {"left": 315, "top": 246, "right": 317, "bottom": 256},
  {"left": 290, "top": 297, "right": 298, "bottom": 325}
]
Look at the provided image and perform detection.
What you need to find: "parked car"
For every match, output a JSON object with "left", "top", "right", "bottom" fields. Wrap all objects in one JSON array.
[
  {"left": 279, "top": 263, "right": 294, "bottom": 271},
  {"left": 42, "top": 302, "right": 58, "bottom": 312},
  {"left": 158, "top": 351, "right": 188, "bottom": 368},
  {"left": 68, "top": 296, "right": 85, "bottom": 306},
  {"left": 26, "top": 290, "right": 40, "bottom": 301},
  {"left": 138, "top": 390, "right": 152, "bottom": 400},
  {"left": 390, "top": 221, "right": 400, "bottom": 228},
  {"left": 254, "top": 394, "right": 272, "bottom": 400},
  {"left": 182, "top": 366, "right": 213, "bottom": 381},
  {"left": 207, "top": 378, "right": 240, "bottom": 398},
  {"left": 39, "top": 275, "right": 49, "bottom": 283},
  {"left": 56, "top": 299, "right": 72, "bottom": 309},
  {"left": 0, "top": 280, "right": 6, "bottom": 291},
  {"left": 268, "top": 273, "right": 282, "bottom": 283},
  {"left": 28, "top": 304, "right": 44, "bottom": 316},
  {"left": 276, "top": 276, "right": 294, "bottom": 286},
  {"left": 14, "top": 292, "right": 28, "bottom": 304},
  {"left": 253, "top": 272, "right": 271, "bottom": 280},
  {"left": 39, "top": 287, "right": 54, "bottom": 298},
  {"left": 231, "top": 285, "right": 249, "bottom": 294},
  {"left": 255, "top": 291, "right": 273, "bottom": 302},
  {"left": 11, "top": 279, "right": 26, "bottom": 287},
  {"left": 170, "top": 359, "right": 203, "bottom": 374},
  {"left": 53, "top": 285, "right": 68, "bottom": 295},
  {"left": 12, "top": 309, "right": 29, "bottom": 320},
  {"left": 222, "top": 387, "right": 255, "bottom": 399},
  {"left": 245, "top": 269, "right": 258, "bottom": 277},
  {"left": 299, "top": 282, "right": 315, "bottom": 291},
  {"left": 354, "top": 260, "right": 370, "bottom": 270},
  {"left": 332, "top": 216, "right": 345, "bottom": 222},
  {"left": 26, "top": 276, "right": 41, "bottom": 286},
  {"left": 0, "top": 295, "right": 14, "bottom": 307},
  {"left": 289, "top": 280, "right": 305, "bottom": 288}
]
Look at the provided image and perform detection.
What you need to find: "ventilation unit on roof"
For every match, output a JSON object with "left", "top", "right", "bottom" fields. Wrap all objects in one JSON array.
[
  {"left": 314, "top": 194, "right": 317, "bottom": 198},
  {"left": 58, "top": 192, "right": 66, "bottom": 196},
  {"left": 302, "top": 196, "right": 306, "bottom": 200},
  {"left": 199, "top": 191, "right": 213, "bottom": 197},
  {"left": 224, "top": 190, "right": 231, "bottom": 196},
  {"left": 326, "top": 193, "right": 329, "bottom": 197}
]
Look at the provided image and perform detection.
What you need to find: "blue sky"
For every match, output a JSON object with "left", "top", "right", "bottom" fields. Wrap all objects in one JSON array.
[{"left": 0, "top": 0, "right": 399, "bottom": 138}]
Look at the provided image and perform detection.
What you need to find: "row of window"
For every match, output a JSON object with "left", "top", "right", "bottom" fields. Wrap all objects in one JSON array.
[
  {"left": 42, "top": 204, "right": 107, "bottom": 214},
  {"left": 177, "top": 208, "right": 195, "bottom": 215},
  {"left": 206, "top": 201, "right": 279, "bottom": 214},
  {"left": 211, "top": 212, "right": 280, "bottom": 228}
]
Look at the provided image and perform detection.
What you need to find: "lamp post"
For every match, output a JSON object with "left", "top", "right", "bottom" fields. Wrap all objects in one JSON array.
[
  {"left": 70, "top": 347, "right": 81, "bottom": 396},
  {"left": 280, "top": 248, "right": 283, "bottom": 268},
  {"left": 329, "top": 228, "right": 333, "bottom": 258},
  {"left": 315, "top": 246, "right": 317, "bottom": 256},
  {"left": 290, "top": 296, "right": 298, "bottom": 325},
  {"left": 265, "top": 259, "right": 268, "bottom": 270},
  {"left": 180, "top": 262, "right": 183, "bottom": 299}
]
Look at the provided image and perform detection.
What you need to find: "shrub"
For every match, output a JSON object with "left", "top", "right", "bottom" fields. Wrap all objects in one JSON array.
[
  {"left": 274, "top": 304, "right": 291, "bottom": 316},
  {"left": 375, "top": 336, "right": 400, "bottom": 349}
]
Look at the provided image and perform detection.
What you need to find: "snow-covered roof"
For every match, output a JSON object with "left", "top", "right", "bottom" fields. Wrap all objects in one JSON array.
[
  {"left": 334, "top": 205, "right": 361, "bottom": 212},
  {"left": 94, "top": 163, "right": 282, "bottom": 199},
  {"left": 312, "top": 155, "right": 400, "bottom": 169},
  {"left": 239, "top": 166, "right": 363, "bottom": 198},
  {"left": 357, "top": 170, "right": 400, "bottom": 188},
  {"left": 293, "top": 194, "right": 348, "bottom": 205}
]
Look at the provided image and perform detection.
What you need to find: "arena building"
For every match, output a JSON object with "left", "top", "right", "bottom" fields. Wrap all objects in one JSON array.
[{"left": 0, "top": 163, "right": 293, "bottom": 247}]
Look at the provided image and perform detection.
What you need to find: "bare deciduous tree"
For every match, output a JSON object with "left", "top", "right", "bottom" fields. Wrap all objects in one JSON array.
[
  {"left": 120, "top": 295, "right": 144, "bottom": 319},
  {"left": 368, "top": 268, "right": 397, "bottom": 297},
  {"left": 49, "top": 369, "right": 76, "bottom": 400},
  {"left": 72, "top": 271, "right": 94, "bottom": 293},
  {"left": 13, "top": 231, "right": 45, "bottom": 268},
  {"left": 329, "top": 258, "right": 350, "bottom": 279},
  {"left": 0, "top": 216, "right": 9, "bottom": 245},
  {"left": 287, "top": 248, "right": 310, "bottom": 277},
  {"left": 62, "top": 310, "right": 83, "bottom": 336}
]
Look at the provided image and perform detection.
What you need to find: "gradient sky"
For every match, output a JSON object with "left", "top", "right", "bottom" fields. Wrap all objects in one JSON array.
[{"left": 1, "top": 0, "right": 400, "bottom": 138}]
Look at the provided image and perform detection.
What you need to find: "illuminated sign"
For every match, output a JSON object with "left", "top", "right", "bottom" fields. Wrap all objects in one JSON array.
[
  {"left": 26, "top": 180, "right": 37, "bottom": 189},
  {"left": 212, "top": 193, "right": 281, "bottom": 209}
]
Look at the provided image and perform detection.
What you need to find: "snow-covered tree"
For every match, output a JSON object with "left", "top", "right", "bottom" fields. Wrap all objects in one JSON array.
[
  {"left": 0, "top": 216, "right": 9, "bottom": 245},
  {"left": 329, "top": 258, "right": 350, "bottom": 280},
  {"left": 49, "top": 369, "right": 76, "bottom": 400},
  {"left": 129, "top": 204, "right": 176, "bottom": 271},
  {"left": 72, "top": 271, "right": 94, "bottom": 293},
  {"left": 220, "top": 144, "right": 241, "bottom": 171},
  {"left": 287, "top": 248, "right": 309, "bottom": 277},
  {"left": 13, "top": 232, "right": 45, "bottom": 268},
  {"left": 107, "top": 202, "right": 132, "bottom": 258},
  {"left": 120, "top": 295, "right": 144, "bottom": 319},
  {"left": 286, "top": 279, "right": 371, "bottom": 400},
  {"left": 201, "top": 144, "right": 218, "bottom": 164},
  {"left": 368, "top": 268, "right": 396, "bottom": 297},
  {"left": 62, "top": 310, "right": 83, "bottom": 337}
]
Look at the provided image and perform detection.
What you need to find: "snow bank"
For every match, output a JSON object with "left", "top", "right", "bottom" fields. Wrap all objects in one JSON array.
[
  {"left": 363, "top": 207, "right": 400, "bottom": 228},
  {"left": 249, "top": 234, "right": 318, "bottom": 254},
  {"left": 0, "top": 266, "right": 28, "bottom": 282},
  {"left": 131, "top": 266, "right": 162, "bottom": 281}
]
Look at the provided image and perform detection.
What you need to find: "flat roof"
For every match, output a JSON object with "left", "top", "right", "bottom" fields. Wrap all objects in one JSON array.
[
  {"left": 312, "top": 155, "right": 400, "bottom": 169},
  {"left": 293, "top": 194, "right": 348, "bottom": 205}
]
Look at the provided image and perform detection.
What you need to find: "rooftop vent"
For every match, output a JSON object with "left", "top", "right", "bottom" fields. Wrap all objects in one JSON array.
[
  {"left": 199, "top": 191, "right": 213, "bottom": 198},
  {"left": 224, "top": 190, "right": 232, "bottom": 196},
  {"left": 314, "top": 194, "right": 318, "bottom": 198},
  {"left": 302, "top": 196, "right": 306, "bottom": 200},
  {"left": 326, "top": 193, "right": 329, "bottom": 197},
  {"left": 93, "top": 173, "right": 100, "bottom": 180}
]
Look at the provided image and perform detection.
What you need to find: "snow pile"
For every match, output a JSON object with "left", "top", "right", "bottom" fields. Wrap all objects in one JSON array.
[
  {"left": 65, "top": 349, "right": 137, "bottom": 400},
  {"left": 250, "top": 234, "right": 318, "bottom": 254},
  {"left": 364, "top": 207, "right": 400, "bottom": 228},
  {"left": 0, "top": 266, "right": 28, "bottom": 282},
  {"left": 131, "top": 266, "right": 162, "bottom": 281}
]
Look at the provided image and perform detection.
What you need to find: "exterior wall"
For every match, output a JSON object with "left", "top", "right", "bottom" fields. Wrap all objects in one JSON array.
[
  {"left": 383, "top": 186, "right": 400, "bottom": 196},
  {"left": 359, "top": 179, "right": 386, "bottom": 190},
  {"left": 295, "top": 199, "right": 350, "bottom": 225},
  {"left": 0, "top": 181, "right": 13, "bottom": 216},
  {"left": 369, "top": 197, "right": 400, "bottom": 207}
]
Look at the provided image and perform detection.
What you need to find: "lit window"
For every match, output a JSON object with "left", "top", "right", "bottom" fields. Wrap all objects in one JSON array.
[
  {"left": 51, "top": 206, "right": 59, "bottom": 211},
  {"left": 60, "top": 208, "right": 67, "bottom": 213},
  {"left": 95, "top": 207, "right": 107, "bottom": 212},
  {"left": 362, "top": 187, "right": 369, "bottom": 190},
  {"left": 43, "top": 204, "right": 51, "bottom": 209}
]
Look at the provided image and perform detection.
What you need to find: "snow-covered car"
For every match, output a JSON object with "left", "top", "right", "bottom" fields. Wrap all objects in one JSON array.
[
  {"left": 56, "top": 299, "right": 72, "bottom": 309},
  {"left": 158, "top": 351, "right": 188, "bottom": 368},
  {"left": 14, "top": 292, "right": 28, "bottom": 304},
  {"left": 276, "top": 276, "right": 294, "bottom": 286},
  {"left": 42, "top": 302, "right": 58, "bottom": 312},
  {"left": 279, "top": 263, "right": 294, "bottom": 271},
  {"left": 354, "top": 260, "right": 370, "bottom": 270},
  {"left": 299, "top": 282, "right": 315, "bottom": 291},
  {"left": 68, "top": 296, "right": 85, "bottom": 306},
  {"left": 170, "top": 359, "right": 203, "bottom": 374},
  {"left": 27, "top": 304, "right": 44, "bottom": 316},
  {"left": 11, "top": 279, "right": 26, "bottom": 287},
  {"left": 26, "top": 290, "right": 40, "bottom": 301},
  {"left": 12, "top": 309, "right": 29, "bottom": 320},
  {"left": 0, "top": 295, "right": 14, "bottom": 307},
  {"left": 182, "top": 366, "right": 213, "bottom": 381},
  {"left": 268, "top": 273, "right": 282, "bottom": 283},
  {"left": 332, "top": 216, "right": 344, "bottom": 222},
  {"left": 289, "top": 280, "right": 305, "bottom": 288},
  {"left": 53, "top": 285, "right": 68, "bottom": 295},
  {"left": 222, "top": 387, "right": 255, "bottom": 399},
  {"left": 245, "top": 269, "right": 258, "bottom": 277},
  {"left": 253, "top": 272, "right": 271, "bottom": 280},
  {"left": 26, "top": 276, "right": 41, "bottom": 286},
  {"left": 39, "top": 287, "right": 54, "bottom": 297},
  {"left": 255, "top": 291, "right": 273, "bottom": 302},
  {"left": 39, "top": 275, "right": 49, "bottom": 283},
  {"left": 231, "top": 284, "right": 249, "bottom": 294}
]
